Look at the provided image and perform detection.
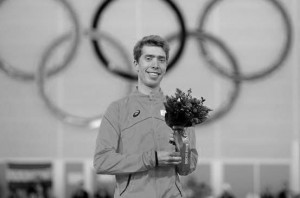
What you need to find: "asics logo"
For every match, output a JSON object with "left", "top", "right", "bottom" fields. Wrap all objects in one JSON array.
[{"left": 133, "top": 110, "right": 140, "bottom": 117}]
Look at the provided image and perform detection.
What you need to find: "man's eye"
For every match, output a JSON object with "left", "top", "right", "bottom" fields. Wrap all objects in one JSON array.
[
  {"left": 145, "top": 57, "right": 152, "bottom": 61},
  {"left": 159, "top": 59, "right": 166, "bottom": 63}
]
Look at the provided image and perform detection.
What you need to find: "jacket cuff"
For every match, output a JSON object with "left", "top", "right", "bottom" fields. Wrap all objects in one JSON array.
[{"left": 142, "top": 149, "right": 156, "bottom": 169}]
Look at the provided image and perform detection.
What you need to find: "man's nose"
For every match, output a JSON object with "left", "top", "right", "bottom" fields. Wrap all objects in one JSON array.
[{"left": 151, "top": 59, "right": 159, "bottom": 68}]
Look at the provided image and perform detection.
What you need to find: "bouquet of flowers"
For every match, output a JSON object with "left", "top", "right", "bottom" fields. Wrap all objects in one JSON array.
[
  {"left": 164, "top": 88, "right": 212, "bottom": 175},
  {"left": 164, "top": 88, "right": 212, "bottom": 129}
]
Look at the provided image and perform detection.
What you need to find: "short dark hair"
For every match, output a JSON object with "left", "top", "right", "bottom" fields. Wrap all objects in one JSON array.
[{"left": 133, "top": 35, "right": 170, "bottom": 62}]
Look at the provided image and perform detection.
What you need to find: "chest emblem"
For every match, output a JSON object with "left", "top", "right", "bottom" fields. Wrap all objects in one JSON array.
[
  {"left": 160, "top": 109, "right": 166, "bottom": 117},
  {"left": 133, "top": 110, "right": 140, "bottom": 117}
]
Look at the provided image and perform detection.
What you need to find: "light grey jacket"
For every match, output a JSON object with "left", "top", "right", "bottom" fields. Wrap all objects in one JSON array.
[{"left": 94, "top": 88, "right": 198, "bottom": 198}]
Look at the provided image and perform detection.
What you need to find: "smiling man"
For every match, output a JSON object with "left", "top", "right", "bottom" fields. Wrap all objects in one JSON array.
[
  {"left": 94, "top": 35, "right": 198, "bottom": 198},
  {"left": 133, "top": 37, "right": 167, "bottom": 94}
]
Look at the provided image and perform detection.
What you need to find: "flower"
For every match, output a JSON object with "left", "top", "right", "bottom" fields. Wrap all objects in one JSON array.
[{"left": 164, "top": 88, "right": 212, "bottom": 128}]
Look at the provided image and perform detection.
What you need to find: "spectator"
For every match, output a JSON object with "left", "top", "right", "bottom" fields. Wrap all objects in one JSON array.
[
  {"left": 71, "top": 181, "right": 89, "bottom": 198},
  {"left": 218, "top": 183, "right": 235, "bottom": 198},
  {"left": 277, "top": 181, "right": 293, "bottom": 198},
  {"left": 261, "top": 186, "right": 274, "bottom": 198},
  {"left": 94, "top": 187, "right": 111, "bottom": 198}
]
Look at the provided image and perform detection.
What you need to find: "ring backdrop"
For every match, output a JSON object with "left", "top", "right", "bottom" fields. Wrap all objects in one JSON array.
[
  {"left": 37, "top": 33, "right": 102, "bottom": 129},
  {"left": 0, "top": 0, "right": 80, "bottom": 81},
  {"left": 198, "top": 0, "right": 292, "bottom": 81},
  {"left": 37, "top": 30, "right": 134, "bottom": 129},
  {"left": 0, "top": 0, "right": 294, "bottom": 129}
]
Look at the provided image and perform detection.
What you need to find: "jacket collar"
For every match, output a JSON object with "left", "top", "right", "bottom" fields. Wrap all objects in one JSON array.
[{"left": 131, "top": 86, "right": 165, "bottom": 101}]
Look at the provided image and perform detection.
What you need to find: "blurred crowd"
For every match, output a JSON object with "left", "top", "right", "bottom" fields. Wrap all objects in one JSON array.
[
  {"left": 182, "top": 178, "right": 300, "bottom": 198},
  {"left": 7, "top": 181, "right": 54, "bottom": 198},
  {"left": 5, "top": 178, "right": 300, "bottom": 198},
  {"left": 7, "top": 181, "right": 112, "bottom": 198}
]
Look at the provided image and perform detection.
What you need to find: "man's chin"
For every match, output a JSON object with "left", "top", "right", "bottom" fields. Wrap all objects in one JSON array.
[{"left": 146, "top": 82, "right": 161, "bottom": 89}]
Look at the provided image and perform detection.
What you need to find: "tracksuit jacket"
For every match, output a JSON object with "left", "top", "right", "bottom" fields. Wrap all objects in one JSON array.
[{"left": 94, "top": 88, "right": 198, "bottom": 198}]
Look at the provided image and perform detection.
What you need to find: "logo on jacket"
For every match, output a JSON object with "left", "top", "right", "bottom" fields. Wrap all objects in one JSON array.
[
  {"left": 160, "top": 110, "right": 166, "bottom": 117},
  {"left": 133, "top": 110, "right": 140, "bottom": 117}
]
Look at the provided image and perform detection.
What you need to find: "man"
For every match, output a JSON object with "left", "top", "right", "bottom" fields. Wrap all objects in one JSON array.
[{"left": 94, "top": 35, "right": 198, "bottom": 198}]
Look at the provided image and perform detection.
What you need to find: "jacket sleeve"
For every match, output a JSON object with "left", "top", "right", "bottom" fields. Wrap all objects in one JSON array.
[
  {"left": 177, "top": 126, "right": 198, "bottom": 176},
  {"left": 93, "top": 102, "right": 156, "bottom": 175}
]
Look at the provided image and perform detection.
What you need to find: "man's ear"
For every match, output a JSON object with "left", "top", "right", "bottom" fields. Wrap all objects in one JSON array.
[{"left": 133, "top": 60, "right": 139, "bottom": 72}]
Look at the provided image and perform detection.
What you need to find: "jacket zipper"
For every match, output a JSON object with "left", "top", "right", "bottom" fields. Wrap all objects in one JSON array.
[
  {"left": 120, "top": 174, "right": 132, "bottom": 196},
  {"left": 150, "top": 96, "right": 159, "bottom": 198}
]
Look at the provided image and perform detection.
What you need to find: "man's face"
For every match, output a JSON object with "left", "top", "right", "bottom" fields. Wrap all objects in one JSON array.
[{"left": 134, "top": 45, "right": 167, "bottom": 89}]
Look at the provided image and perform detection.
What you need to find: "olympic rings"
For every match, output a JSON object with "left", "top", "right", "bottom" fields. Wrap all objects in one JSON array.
[
  {"left": 90, "top": 0, "right": 187, "bottom": 81},
  {"left": 36, "top": 32, "right": 102, "bottom": 129},
  {"left": 0, "top": 0, "right": 294, "bottom": 129},
  {"left": 0, "top": 0, "right": 80, "bottom": 81},
  {"left": 166, "top": 30, "right": 241, "bottom": 126},
  {"left": 198, "top": 0, "right": 292, "bottom": 81}
]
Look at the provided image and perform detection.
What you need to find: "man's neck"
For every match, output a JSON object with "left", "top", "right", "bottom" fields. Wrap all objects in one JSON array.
[{"left": 137, "top": 83, "right": 160, "bottom": 95}]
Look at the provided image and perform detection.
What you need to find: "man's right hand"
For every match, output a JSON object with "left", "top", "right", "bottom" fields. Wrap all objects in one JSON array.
[{"left": 156, "top": 151, "right": 181, "bottom": 166}]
